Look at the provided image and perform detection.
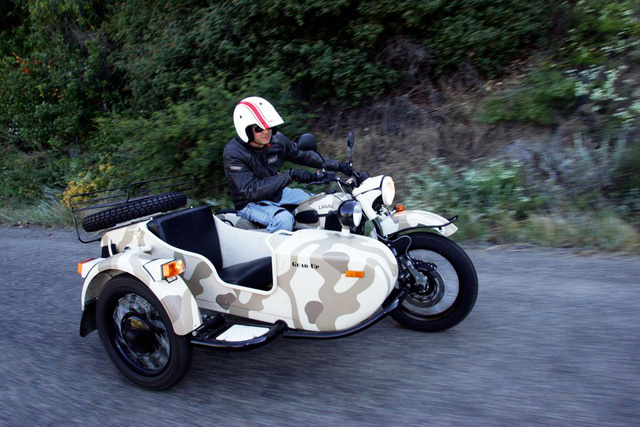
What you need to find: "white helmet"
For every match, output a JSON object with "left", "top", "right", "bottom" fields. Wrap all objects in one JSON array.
[{"left": 233, "top": 96, "right": 284, "bottom": 143}]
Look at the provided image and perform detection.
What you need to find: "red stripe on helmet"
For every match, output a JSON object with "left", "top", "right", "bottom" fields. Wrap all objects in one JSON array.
[{"left": 239, "top": 101, "right": 269, "bottom": 129}]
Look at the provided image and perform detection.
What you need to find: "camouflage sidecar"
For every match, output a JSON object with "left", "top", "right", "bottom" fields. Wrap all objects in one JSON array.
[{"left": 71, "top": 177, "right": 401, "bottom": 390}]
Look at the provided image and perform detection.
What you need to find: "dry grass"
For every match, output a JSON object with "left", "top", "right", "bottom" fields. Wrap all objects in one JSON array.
[
  {"left": 312, "top": 68, "right": 552, "bottom": 198},
  {"left": 0, "top": 191, "right": 72, "bottom": 228},
  {"left": 308, "top": 70, "right": 640, "bottom": 253},
  {"left": 522, "top": 214, "right": 640, "bottom": 252}
]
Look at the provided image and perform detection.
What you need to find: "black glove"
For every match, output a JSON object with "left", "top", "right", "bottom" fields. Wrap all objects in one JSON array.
[
  {"left": 338, "top": 161, "right": 352, "bottom": 176},
  {"left": 323, "top": 160, "right": 352, "bottom": 175},
  {"left": 288, "top": 169, "right": 315, "bottom": 183}
]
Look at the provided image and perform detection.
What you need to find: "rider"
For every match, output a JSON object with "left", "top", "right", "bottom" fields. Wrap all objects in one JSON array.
[{"left": 223, "top": 96, "right": 350, "bottom": 232}]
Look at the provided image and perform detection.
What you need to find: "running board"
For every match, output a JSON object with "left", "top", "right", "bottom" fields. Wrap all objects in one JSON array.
[
  {"left": 191, "top": 290, "right": 405, "bottom": 347},
  {"left": 191, "top": 319, "right": 286, "bottom": 350}
]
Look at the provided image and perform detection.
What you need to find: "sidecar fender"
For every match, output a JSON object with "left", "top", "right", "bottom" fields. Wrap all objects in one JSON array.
[
  {"left": 378, "top": 209, "right": 458, "bottom": 237},
  {"left": 80, "top": 250, "right": 202, "bottom": 336}
]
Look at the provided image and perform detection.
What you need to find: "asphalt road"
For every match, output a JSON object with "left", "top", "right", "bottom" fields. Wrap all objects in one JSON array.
[{"left": 1, "top": 226, "right": 639, "bottom": 426}]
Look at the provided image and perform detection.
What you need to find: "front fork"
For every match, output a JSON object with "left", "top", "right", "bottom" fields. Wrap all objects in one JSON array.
[
  {"left": 400, "top": 256, "right": 427, "bottom": 291},
  {"left": 377, "top": 229, "right": 435, "bottom": 294},
  {"left": 398, "top": 255, "right": 438, "bottom": 293}
]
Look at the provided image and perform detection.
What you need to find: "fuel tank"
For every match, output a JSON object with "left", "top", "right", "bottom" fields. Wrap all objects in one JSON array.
[{"left": 293, "top": 192, "right": 351, "bottom": 230}]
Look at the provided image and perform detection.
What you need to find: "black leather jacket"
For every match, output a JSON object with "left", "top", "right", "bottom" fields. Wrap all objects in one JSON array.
[{"left": 223, "top": 132, "right": 340, "bottom": 210}]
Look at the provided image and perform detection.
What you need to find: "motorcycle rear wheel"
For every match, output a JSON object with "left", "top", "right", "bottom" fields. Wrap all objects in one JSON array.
[{"left": 390, "top": 232, "right": 478, "bottom": 332}]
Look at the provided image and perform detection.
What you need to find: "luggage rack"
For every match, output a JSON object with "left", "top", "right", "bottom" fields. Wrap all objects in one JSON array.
[{"left": 69, "top": 174, "right": 196, "bottom": 243}]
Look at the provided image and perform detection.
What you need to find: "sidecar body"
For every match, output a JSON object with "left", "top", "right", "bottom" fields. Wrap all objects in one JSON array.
[{"left": 79, "top": 204, "right": 399, "bottom": 342}]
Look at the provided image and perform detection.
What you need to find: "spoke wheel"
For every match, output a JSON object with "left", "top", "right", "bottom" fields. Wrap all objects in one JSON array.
[
  {"left": 391, "top": 233, "right": 478, "bottom": 332},
  {"left": 111, "top": 294, "right": 170, "bottom": 374},
  {"left": 97, "top": 275, "right": 192, "bottom": 390}
]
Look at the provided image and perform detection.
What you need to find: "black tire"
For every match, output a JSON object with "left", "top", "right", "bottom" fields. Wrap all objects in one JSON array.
[
  {"left": 390, "top": 232, "right": 478, "bottom": 332},
  {"left": 96, "top": 275, "right": 192, "bottom": 390},
  {"left": 82, "top": 191, "right": 187, "bottom": 232}
]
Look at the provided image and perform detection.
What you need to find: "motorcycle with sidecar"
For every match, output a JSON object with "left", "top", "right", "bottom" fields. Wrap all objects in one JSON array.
[{"left": 71, "top": 133, "right": 478, "bottom": 390}]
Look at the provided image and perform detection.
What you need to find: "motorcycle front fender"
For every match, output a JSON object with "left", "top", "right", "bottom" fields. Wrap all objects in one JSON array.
[{"left": 378, "top": 209, "right": 458, "bottom": 237}]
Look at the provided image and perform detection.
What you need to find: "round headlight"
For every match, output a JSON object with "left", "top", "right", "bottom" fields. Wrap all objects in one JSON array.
[
  {"left": 338, "top": 200, "right": 363, "bottom": 228},
  {"left": 381, "top": 177, "right": 395, "bottom": 206}
]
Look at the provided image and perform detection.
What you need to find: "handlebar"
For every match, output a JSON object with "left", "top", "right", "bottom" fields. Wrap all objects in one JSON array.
[
  {"left": 305, "top": 170, "right": 354, "bottom": 188},
  {"left": 303, "top": 132, "right": 371, "bottom": 188}
]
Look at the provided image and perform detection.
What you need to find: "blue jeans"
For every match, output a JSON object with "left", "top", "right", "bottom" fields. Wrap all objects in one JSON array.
[{"left": 238, "top": 187, "right": 313, "bottom": 232}]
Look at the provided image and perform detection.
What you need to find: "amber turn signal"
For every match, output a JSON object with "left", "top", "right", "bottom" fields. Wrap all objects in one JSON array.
[
  {"left": 345, "top": 270, "right": 365, "bottom": 278},
  {"left": 77, "top": 258, "right": 96, "bottom": 276},
  {"left": 395, "top": 203, "right": 405, "bottom": 212},
  {"left": 162, "top": 260, "right": 185, "bottom": 279}
]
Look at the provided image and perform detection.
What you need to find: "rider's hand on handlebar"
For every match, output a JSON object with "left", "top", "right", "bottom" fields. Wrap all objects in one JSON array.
[
  {"left": 288, "top": 169, "right": 317, "bottom": 184},
  {"left": 337, "top": 161, "right": 352, "bottom": 176}
]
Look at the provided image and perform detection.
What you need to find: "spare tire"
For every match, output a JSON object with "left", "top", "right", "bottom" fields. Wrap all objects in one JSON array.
[{"left": 82, "top": 191, "right": 187, "bottom": 232}]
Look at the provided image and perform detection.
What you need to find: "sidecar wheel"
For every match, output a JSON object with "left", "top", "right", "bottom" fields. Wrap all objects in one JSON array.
[
  {"left": 96, "top": 275, "right": 192, "bottom": 390},
  {"left": 391, "top": 233, "right": 478, "bottom": 332}
]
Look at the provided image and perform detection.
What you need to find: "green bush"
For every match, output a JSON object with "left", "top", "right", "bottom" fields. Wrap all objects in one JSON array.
[
  {"left": 90, "top": 73, "right": 311, "bottom": 198},
  {"left": 403, "top": 153, "right": 640, "bottom": 250},
  {"left": 428, "top": 0, "right": 553, "bottom": 75},
  {"left": 612, "top": 141, "right": 640, "bottom": 215},
  {"left": 102, "top": 0, "right": 555, "bottom": 109},
  {"left": 559, "top": 0, "right": 640, "bottom": 66},
  {"left": 477, "top": 71, "right": 577, "bottom": 125},
  {"left": 403, "top": 159, "right": 540, "bottom": 241},
  {"left": 0, "top": 0, "right": 120, "bottom": 202},
  {"left": 0, "top": 147, "right": 50, "bottom": 203},
  {"left": 404, "top": 158, "right": 541, "bottom": 223},
  {"left": 92, "top": 81, "right": 235, "bottom": 195}
]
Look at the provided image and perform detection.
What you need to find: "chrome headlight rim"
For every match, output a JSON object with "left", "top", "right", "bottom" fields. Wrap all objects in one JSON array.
[
  {"left": 338, "top": 200, "right": 363, "bottom": 228},
  {"left": 381, "top": 176, "right": 395, "bottom": 206}
]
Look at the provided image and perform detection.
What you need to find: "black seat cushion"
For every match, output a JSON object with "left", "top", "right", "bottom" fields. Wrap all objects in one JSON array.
[
  {"left": 147, "top": 206, "right": 223, "bottom": 270},
  {"left": 217, "top": 257, "right": 273, "bottom": 291}
]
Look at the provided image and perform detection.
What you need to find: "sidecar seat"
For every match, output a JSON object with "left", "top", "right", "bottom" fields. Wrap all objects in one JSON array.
[{"left": 147, "top": 206, "right": 273, "bottom": 291}]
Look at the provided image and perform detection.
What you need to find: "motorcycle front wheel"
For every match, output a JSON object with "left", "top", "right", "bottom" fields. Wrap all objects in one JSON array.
[{"left": 390, "top": 232, "right": 478, "bottom": 332}]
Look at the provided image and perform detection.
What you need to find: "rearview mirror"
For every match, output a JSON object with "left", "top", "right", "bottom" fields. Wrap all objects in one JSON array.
[
  {"left": 298, "top": 133, "right": 318, "bottom": 152},
  {"left": 347, "top": 132, "right": 354, "bottom": 149}
]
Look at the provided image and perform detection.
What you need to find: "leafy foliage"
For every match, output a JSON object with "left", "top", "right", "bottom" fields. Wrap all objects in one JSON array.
[
  {"left": 0, "top": 0, "right": 120, "bottom": 202},
  {"left": 403, "top": 135, "right": 640, "bottom": 249},
  {"left": 405, "top": 158, "right": 542, "bottom": 240},
  {"left": 558, "top": 0, "right": 640, "bottom": 66},
  {"left": 1, "top": 0, "right": 639, "bottom": 251},
  {"left": 1, "top": 0, "right": 561, "bottom": 205},
  {"left": 427, "top": 0, "right": 553, "bottom": 75},
  {"left": 477, "top": 71, "right": 578, "bottom": 125}
]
